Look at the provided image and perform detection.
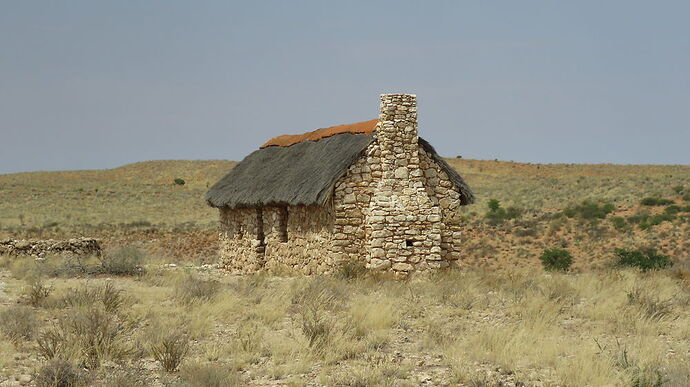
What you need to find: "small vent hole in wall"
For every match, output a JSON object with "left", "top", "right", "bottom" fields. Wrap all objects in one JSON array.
[{"left": 406, "top": 240, "right": 414, "bottom": 247}]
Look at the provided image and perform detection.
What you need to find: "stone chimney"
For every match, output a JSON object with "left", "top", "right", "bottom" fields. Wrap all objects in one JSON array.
[
  {"left": 366, "top": 93, "right": 443, "bottom": 275},
  {"left": 377, "top": 94, "right": 420, "bottom": 182}
]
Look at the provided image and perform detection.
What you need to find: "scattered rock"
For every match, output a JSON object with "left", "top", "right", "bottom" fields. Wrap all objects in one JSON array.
[{"left": 0, "top": 237, "right": 101, "bottom": 258}]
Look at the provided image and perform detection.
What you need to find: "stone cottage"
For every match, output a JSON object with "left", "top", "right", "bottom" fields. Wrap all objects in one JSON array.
[{"left": 206, "top": 94, "right": 474, "bottom": 275}]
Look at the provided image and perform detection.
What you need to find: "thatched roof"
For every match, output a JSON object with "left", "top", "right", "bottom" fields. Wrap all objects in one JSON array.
[
  {"left": 206, "top": 129, "right": 474, "bottom": 209},
  {"left": 262, "top": 119, "right": 378, "bottom": 148}
]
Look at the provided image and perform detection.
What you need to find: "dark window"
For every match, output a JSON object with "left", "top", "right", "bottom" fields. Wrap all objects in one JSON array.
[{"left": 406, "top": 240, "right": 414, "bottom": 247}]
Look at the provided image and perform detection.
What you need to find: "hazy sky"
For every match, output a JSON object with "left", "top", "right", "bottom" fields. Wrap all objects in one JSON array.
[{"left": 1, "top": 1, "right": 689, "bottom": 174}]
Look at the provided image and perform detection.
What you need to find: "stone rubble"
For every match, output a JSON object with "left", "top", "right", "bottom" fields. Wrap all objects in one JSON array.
[{"left": 0, "top": 237, "right": 101, "bottom": 258}]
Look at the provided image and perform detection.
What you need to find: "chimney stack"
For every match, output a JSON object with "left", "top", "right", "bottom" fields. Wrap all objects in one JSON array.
[{"left": 377, "top": 93, "right": 419, "bottom": 180}]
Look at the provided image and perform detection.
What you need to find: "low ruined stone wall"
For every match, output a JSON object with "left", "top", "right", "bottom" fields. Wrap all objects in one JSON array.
[{"left": 0, "top": 237, "right": 102, "bottom": 258}]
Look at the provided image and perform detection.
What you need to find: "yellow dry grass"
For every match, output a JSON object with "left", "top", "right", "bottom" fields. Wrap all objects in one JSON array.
[{"left": 0, "top": 260, "right": 688, "bottom": 386}]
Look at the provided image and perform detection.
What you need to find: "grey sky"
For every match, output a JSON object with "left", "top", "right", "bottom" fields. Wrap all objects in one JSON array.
[{"left": 1, "top": 1, "right": 689, "bottom": 174}]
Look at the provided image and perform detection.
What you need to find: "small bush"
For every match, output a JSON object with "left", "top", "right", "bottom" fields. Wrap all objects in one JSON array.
[
  {"left": 626, "top": 286, "right": 673, "bottom": 321},
  {"left": 99, "top": 246, "right": 145, "bottom": 276},
  {"left": 174, "top": 274, "right": 220, "bottom": 304},
  {"left": 562, "top": 200, "right": 615, "bottom": 220},
  {"left": 60, "top": 283, "right": 125, "bottom": 313},
  {"left": 614, "top": 248, "right": 674, "bottom": 272},
  {"left": 485, "top": 199, "right": 522, "bottom": 225},
  {"left": 640, "top": 197, "right": 674, "bottom": 206},
  {"left": 174, "top": 178, "right": 186, "bottom": 186},
  {"left": 25, "top": 278, "right": 52, "bottom": 306},
  {"left": 672, "top": 185, "right": 684, "bottom": 194},
  {"left": 640, "top": 213, "right": 675, "bottom": 230},
  {"left": 539, "top": 248, "right": 573, "bottom": 272},
  {"left": 299, "top": 302, "right": 333, "bottom": 348},
  {"left": 290, "top": 278, "right": 345, "bottom": 348},
  {"left": 487, "top": 199, "right": 500, "bottom": 212},
  {"left": 149, "top": 332, "right": 189, "bottom": 372},
  {"left": 610, "top": 216, "right": 631, "bottom": 232},
  {"left": 683, "top": 193, "right": 690, "bottom": 202},
  {"left": 665, "top": 205, "right": 682, "bottom": 215},
  {"left": 179, "top": 362, "right": 241, "bottom": 387},
  {"left": 235, "top": 321, "right": 261, "bottom": 353},
  {"left": 0, "top": 305, "right": 37, "bottom": 343},
  {"left": 37, "top": 327, "right": 66, "bottom": 360},
  {"left": 334, "top": 260, "right": 368, "bottom": 280},
  {"left": 626, "top": 213, "right": 649, "bottom": 225},
  {"left": 63, "top": 306, "right": 132, "bottom": 368},
  {"left": 34, "top": 359, "right": 83, "bottom": 387}
]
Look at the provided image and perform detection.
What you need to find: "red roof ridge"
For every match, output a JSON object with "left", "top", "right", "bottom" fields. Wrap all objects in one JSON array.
[{"left": 260, "top": 119, "right": 379, "bottom": 148}]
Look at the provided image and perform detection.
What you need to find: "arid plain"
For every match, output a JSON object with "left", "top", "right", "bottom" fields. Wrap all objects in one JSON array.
[{"left": 0, "top": 159, "right": 689, "bottom": 386}]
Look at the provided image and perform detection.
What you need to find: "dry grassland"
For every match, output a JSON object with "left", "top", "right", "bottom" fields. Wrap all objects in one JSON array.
[
  {"left": 0, "top": 252, "right": 689, "bottom": 386},
  {"left": 1, "top": 159, "right": 689, "bottom": 386}
]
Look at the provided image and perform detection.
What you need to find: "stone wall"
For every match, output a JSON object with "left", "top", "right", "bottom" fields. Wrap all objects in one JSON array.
[
  {"left": 331, "top": 143, "right": 378, "bottom": 265},
  {"left": 219, "top": 205, "right": 333, "bottom": 274},
  {"left": 263, "top": 205, "right": 333, "bottom": 274},
  {"left": 218, "top": 207, "right": 265, "bottom": 273},
  {"left": 0, "top": 237, "right": 101, "bottom": 258},
  {"left": 418, "top": 148, "right": 465, "bottom": 262}
]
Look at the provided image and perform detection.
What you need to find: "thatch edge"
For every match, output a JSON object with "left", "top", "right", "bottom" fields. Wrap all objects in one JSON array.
[
  {"left": 205, "top": 134, "right": 474, "bottom": 209},
  {"left": 418, "top": 138, "right": 475, "bottom": 205}
]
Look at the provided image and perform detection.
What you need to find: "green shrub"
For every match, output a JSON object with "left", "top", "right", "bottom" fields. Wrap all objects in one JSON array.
[
  {"left": 99, "top": 246, "right": 145, "bottom": 276},
  {"left": 610, "top": 216, "right": 630, "bottom": 232},
  {"left": 627, "top": 213, "right": 649, "bottom": 225},
  {"left": 664, "top": 205, "right": 682, "bottom": 215},
  {"left": 487, "top": 199, "right": 500, "bottom": 212},
  {"left": 485, "top": 199, "right": 523, "bottom": 225},
  {"left": 174, "top": 178, "right": 186, "bottom": 186},
  {"left": 672, "top": 185, "right": 684, "bottom": 194},
  {"left": 683, "top": 193, "right": 690, "bottom": 202},
  {"left": 640, "top": 197, "right": 674, "bottom": 206},
  {"left": 627, "top": 211, "right": 675, "bottom": 230},
  {"left": 614, "top": 248, "right": 673, "bottom": 272},
  {"left": 640, "top": 213, "right": 675, "bottom": 230},
  {"left": 562, "top": 200, "right": 615, "bottom": 220},
  {"left": 539, "top": 248, "right": 573, "bottom": 272}
]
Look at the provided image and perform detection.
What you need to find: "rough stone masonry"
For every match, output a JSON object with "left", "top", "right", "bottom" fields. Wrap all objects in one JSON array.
[
  {"left": 0, "top": 237, "right": 102, "bottom": 258},
  {"left": 209, "top": 93, "right": 472, "bottom": 276}
]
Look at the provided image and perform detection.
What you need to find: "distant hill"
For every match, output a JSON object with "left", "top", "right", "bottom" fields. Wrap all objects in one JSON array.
[{"left": 1, "top": 159, "right": 688, "bottom": 231}]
